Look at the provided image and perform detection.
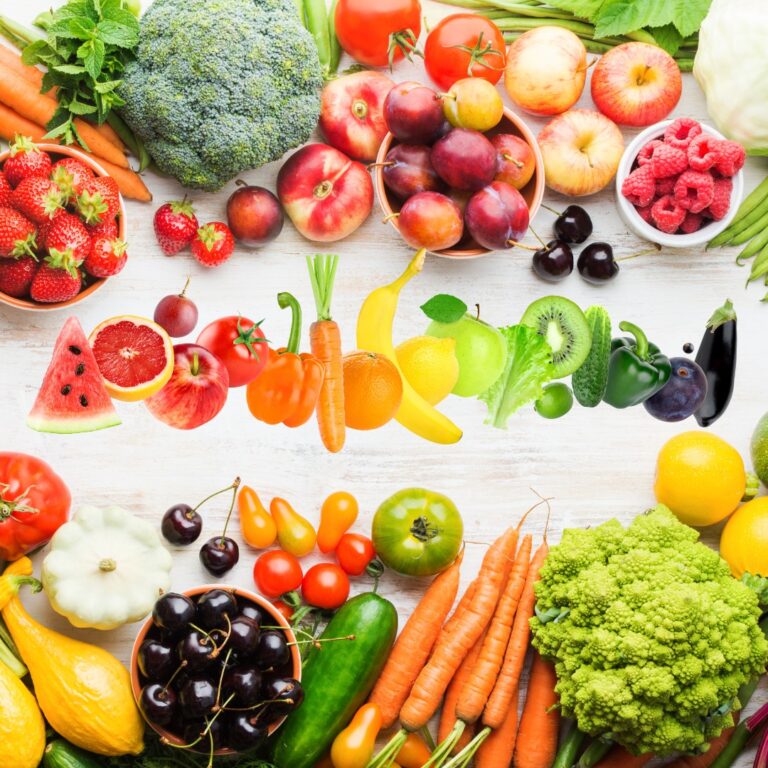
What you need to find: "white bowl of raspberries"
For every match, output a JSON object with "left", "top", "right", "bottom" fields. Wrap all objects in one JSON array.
[{"left": 616, "top": 118, "right": 745, "bottom": 248}]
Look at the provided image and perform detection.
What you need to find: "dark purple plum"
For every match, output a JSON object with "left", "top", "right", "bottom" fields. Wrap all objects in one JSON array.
[
  {"left": 464, "top": 182, "right": 529, "bottom": 251},
  {"left": 431, "top": 129, "right": 497, "bottom": 191},
  {"left": 384, "top": 82, "right": 444, "bottom": 143},
  {"left": 382, "top": 144, "right": 444, "bottom": 200},
  {"left": 644, "top": 357, "right": 708, "bottom": 422},
  {"left": 226, "top": 182, "right": 283, "bottom": 247},
  {"left": 577, "top": 242, "right": 619, "bottom": 283},
  {"left": 532, "top": 240, "right": 573, "bottom": 282}
]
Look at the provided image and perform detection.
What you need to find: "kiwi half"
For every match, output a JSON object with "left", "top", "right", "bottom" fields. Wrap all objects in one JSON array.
[{"left": 520, "top": 296, "right": 592, "bottom": 378}]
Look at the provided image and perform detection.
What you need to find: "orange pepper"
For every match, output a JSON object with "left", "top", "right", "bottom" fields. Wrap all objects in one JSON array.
[
  {"left": 317, "top": 491, "right": 359, "bottom": 553},
  {"left": 331, "top": 703, "right": 382, "bottom": 768},
  {"left": 270, "top": 496, "right": 317, "bottom": 557},
  {"left": 246, "top": 292, "right": 324, "bottom": 427},
  {"left": 237, "top": 485, "right": 277, "bottom": 549},
  {"left": 396, "top": 732, "right": 432, "bottom": 768}
]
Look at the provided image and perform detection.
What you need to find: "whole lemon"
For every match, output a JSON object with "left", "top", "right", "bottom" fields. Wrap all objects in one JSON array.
[
  {"left": 654, "top": 431, "right": 746, "bottom": 527},
  {"left": 395, "top": 336, "right": 459, "bottom": 406},
  {"left": 720, "top": 497, "right": 768, "bottom": 577}
]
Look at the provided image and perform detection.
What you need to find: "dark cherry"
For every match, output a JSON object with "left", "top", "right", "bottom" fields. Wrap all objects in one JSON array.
[
  {"left": 200, "top": 536, "right": 239, "bottom": 576},
  {"left": 178, "top": 629, "right": 216, "bottom": 671},
  {"left": 554, "top": 204, "right": 593, "bottom": 243},
  {"left": 577, "top": 242, "right": 619, "bottom": 284},
  {"left": 140, "top": 683, "right": 177, "bottom": 725},
  {"left": 223, "top": 665, "right": 262, "bottom": 706},
  {"left": 239, "top": 604, "right": 265, "bottom": 627},
  {"left": 197, "top": 589, "right": 238, "bottom": 630},
  {"left": 228, "top": 713, "right": 268, "bottom": 752},
  {"left": 179, "top": 676, "right": 217, "bottom": 719},
  {"left": 256, "top": 631, "right": 290, "bottom": 670},
  {"left": 683, "top": 342, "right": 694, "bottom": 354},
  {"left": 261, "top": 676, "right": 304, "bottom": 719},
  {"left": 532, "top": 240, "right": 573, "bottom": 282},
  {"left": 138, "top": 639, "right": 177, "bottom": 681},
  {"left": 226, "top": 616, "right": 260, "bottom": 656},
  {"left": 152, "top": 593, "right": 197, "bottom": 636},
  {"left": 161, "top": 503, "right": 203, "bottom": 545},
  {"left": 182, "top": 717, "right": 224, "bottom": 750}
]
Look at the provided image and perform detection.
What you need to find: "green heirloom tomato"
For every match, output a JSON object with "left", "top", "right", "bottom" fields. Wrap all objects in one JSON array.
[{"left": 372, "top": 488, "right": 463, "bottom": 577}]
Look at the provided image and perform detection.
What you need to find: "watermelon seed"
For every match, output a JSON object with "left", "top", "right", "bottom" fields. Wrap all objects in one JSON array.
[
  {"left": 79, "top": 394, "right": 88, "bottom": 407},
  {"left": 68, "top": 345, "right": 82, "bottom": 355},
  {"left": 75, "top": 363, "right": 85, "bottom": 376},
  {"left": 61, "top": 385, "right": 71, "bottom": 395}
]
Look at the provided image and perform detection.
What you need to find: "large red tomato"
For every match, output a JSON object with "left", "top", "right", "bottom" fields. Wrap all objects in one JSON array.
[
  {"left": 424, "top": 14, "right": 506, "bottom": 91},
  {"left": 196, "top": 316, "right": 268, "bottom": 388},
  {"left": 0, "top": 453, "right": 70, "bottom": 561},
  {"left": 335, "top": 0, "right": 422, "bottom": 68}
]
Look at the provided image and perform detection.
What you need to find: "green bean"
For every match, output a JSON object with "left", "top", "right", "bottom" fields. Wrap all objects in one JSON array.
[
  {"left": 710, "top": 176, "right": 768, "bottom": 247},
  {"left": 710, "top": 192, "right": 768, "bottom": 246},
  {"left": 748, "top": 243, "right": 768, "bottom": 284},
  {"left": 303, "top": 0, "right": 330, "bottom": 77},
  {"left": 106, "top": 112, "right": 150, "bottom": 172},
  {"left": 494, "top": 16, "right": 598, "bottom": 36},
  {"left": 729, "top": 207, "right": 768, "bottom": 246},
  {"left": 736, "top": 224, "right": 768, "bottom": 263}
]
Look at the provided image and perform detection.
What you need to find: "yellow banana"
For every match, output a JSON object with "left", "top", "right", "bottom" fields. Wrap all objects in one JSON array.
[{"left": 357, "top": 249, "right": 462, "bottom": 445}]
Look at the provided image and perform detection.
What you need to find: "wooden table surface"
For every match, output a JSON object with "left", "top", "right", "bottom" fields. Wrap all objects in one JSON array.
[{"left": 1, "top": 0, "right": 766, "bottom": 764}]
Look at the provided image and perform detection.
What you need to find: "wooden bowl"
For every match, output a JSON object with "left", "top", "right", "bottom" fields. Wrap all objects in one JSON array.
[
  {"left": 130, "top": 584, "right": 302, "bottom": 755},
  {"left": 0, "top": 142, "right": 127, "bottom": 311},
  {"left": 374, "top": 107, "right": 545, "bottom": 259}
]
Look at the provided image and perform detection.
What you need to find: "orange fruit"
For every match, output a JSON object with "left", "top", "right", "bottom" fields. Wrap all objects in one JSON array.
[
  {"left": 720, "top": 497, "right": 768, "bottom": 577},
  {"left": 343, "top": 351, "right": 403, "bottom": 430},
  {"left": 89, "top": 315, "right": 174, "bottom": 402}
]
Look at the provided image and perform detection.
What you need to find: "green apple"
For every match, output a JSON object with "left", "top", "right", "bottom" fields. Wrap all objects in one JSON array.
[{"left": 427, "top": 315, "right": 507, "bottom": 397}]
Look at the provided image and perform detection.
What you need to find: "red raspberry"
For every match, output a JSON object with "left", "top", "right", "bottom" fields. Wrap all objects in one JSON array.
[
  {"left": 680, "top": 212, "right": 704, "bottom": 234},
  {"left": 636, "top": 204, "right": 653, "bottom": 223},
  {"left": 621, "top": 164, "right": 655, "bottom": 207},
  {"left": 637, "top": 140, "right": 662, "bottom": 167},
  {"left": 687, "top": 134, "right": 719, "bottom": 171},
  {"left": 674, "top": 170, "right": 715, "bottom": 213},
  {"left": 713, "top": 140, "right": 746, "bottom": 177},
  {"left": 656, "top": 177, "right": 677, "bottom": 196},
  {"left": 651, "top": 143, "right": 688, "bottom": 179},
  {"left": 704, "top": 177, "right": 733, "bottom": 221},
  {"left": 663, "top": 118, "right": 702, "bottom": 150},
  {"left": 651, "top": 195, "right": 687, "bottom": 234}
]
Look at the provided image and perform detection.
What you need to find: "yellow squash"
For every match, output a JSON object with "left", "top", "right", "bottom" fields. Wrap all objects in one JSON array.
[
  {"left": 1, "top": 558, "right": 144, "bottom": 757},
  {"left": 0, "top": 657, "right": 45, "bottom": 768}
]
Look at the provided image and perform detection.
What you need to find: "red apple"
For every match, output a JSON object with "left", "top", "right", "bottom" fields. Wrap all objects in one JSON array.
[
  {"left": 226, "top": 182, "right": 283, "bottom": 247},
  {"left": 591, "top": 42, "right": 682, "bottom": 127},
  {"left": 145, "top": 344, "right": 229, "bottom": 430},
  {"left": 277, "top": 144, "right": 373, "bottom": 242},
  {"left": 492, "top": 134, "right": 536, "bottom": 190},
  {"left": 319, "top": 71, "right": 394, "bottom": 162}
]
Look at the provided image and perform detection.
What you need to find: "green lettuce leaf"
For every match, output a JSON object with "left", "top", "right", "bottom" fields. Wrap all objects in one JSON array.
[{"left": 479, "top": 325, "right": 553, "bottom": 429}]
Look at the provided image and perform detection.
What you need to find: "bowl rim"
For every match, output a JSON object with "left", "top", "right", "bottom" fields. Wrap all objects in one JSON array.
[
  {"left": 0, "top": 142, "right": 128, "bottom": 311},
  {"left": 129, "top": 584, "right": 302, "bottom": 756},
  {"left": 614, "top": 119, "right": 744, "bottom": 248},
  {"left": 374, "top": 106, "right": 545, "bottom": 259}
]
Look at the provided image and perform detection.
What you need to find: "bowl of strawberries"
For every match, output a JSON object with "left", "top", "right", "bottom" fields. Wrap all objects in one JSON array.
[{"left": 0, "top": 138, "right": 127, "bottom": 310}]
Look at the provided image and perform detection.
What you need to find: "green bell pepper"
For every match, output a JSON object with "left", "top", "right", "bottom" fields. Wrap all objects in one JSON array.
[{"left": 603, "top": 321, "right": 671, "bottom": 408}]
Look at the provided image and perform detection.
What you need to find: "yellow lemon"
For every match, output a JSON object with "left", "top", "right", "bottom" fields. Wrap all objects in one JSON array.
[
  {"left": 395, "top": 336, "right": 459, "bottom": 406},
  {"left": 654, "top": 431, "right": 746, "bottom": 527},
  {"left": 720, "top": 497, "right": 768, "bottom": 577}
]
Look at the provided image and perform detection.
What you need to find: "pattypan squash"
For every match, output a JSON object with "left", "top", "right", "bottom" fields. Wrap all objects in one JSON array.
[{"left": 42, "top": 505, "right": 172, "bottom": 630}]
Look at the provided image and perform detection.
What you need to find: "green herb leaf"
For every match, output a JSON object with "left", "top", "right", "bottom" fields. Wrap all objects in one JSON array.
[
  {"left": 594, "top": 0, "right": 674, "bottom": 38},
  {"left": 66, "top": 98, "right": 98, "bottom": 115},
  {"left": 546, "top": 0, "right": 606, "bottom": 20},
  {"left": 648, "top": 23, "right": 684, "bottom": 55},
  {"left": 94, "top": 78, "right": 121, "bottom": 93},
  {"left": 20, "top": 39, "right": 51, "bottom": 65},
  {"left": 97, "top": 19, "right": 139, "bottom": 47},
  {"left": 420, "top": 294, "right": 468, "bottom": 324},
  {"left": 53, "top": 62, "right": 87, "bottom": 74},
  {"left": 79, "top": 36, "right": 105, "bottom": 78}
]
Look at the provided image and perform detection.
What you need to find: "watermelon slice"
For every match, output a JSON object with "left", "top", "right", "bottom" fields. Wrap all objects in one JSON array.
[{"left": 27, "top": 317, "right": 121, "bottom": 433}]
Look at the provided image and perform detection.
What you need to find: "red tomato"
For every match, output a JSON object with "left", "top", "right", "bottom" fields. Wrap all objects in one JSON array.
[
  {"left": 301, "top": 563, "right": 350, "bottom": 609},
  {"left": 335, "top": 533, "right": 376, "bottom": 576},
  {"left": 196, "top": 316, "right": 268, "bottom": 388},
  {"left": 254, "top": 550, "right": 303, "bottom": 598},
  {"left": 424, "top": 14, "right": 506, "bottom": 91},
  {"left": 272, "top": 599, "right": 295, "bottom": 622},
  {"left": 0, "top": 453, "right": 70, "bottom": 561},
  {"left": 335, "top": 0, "right": 422, "bottom": 68}
]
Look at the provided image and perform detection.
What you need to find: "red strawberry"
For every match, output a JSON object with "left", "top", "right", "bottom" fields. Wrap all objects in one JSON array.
[
  {"left": 0, "top": 207, "right": 36, "bottom": 258},
  {"left": 46, "top": 212, "right": 91, "bottom": 265},
  {"left": 77, "top": 176, "right": 120, "bottom": 224},
  {"left": 3, "top": 136, "right": 52, "bottom": 188},
  {"left": 85, "top": 217, "right": 119, "bottom": 240},
  {"left": 30, "top": 249, "right": 82, "bottom": 303},
  {"left": 0, "top": 255, "right": 38, "bottom": 298},
  {"left": 51, "top": 157, "right": 94, "bottom": 202},
  {"left": 36, "top": 208, "right": 67, "bottom": 251},
  {"left": 11, "top": 176, "right": 63, "bottom": 224},
  {"left": 0, "top": 172, "right": 12, "bottom": 207},
  {"left": 191, "top": 222, "right": 235, "bottom": 268},
  {"left": 154, "top": 199, "right": 199, "bottom": 255},
  {"left": 84, "top": 237, "right": 128, "bottom": 278}
]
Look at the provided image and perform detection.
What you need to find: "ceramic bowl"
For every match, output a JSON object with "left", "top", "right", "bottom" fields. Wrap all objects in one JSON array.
[
  {"left": 375, "top": 107, "right": 545, "bottom": 259},
  {"left": 0, "top": 142, "right": 127, "bottom": 311}
]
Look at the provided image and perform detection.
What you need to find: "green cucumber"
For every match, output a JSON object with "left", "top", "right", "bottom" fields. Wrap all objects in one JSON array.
[
  {"left": 572, "top": 306, "right": 611, "bottom": 407},
  {"left": 271, "top": 593, "right": 398, "bottom": 768},
  {"left": 42, "top": 740, "right": 101, "bottom": 768}
]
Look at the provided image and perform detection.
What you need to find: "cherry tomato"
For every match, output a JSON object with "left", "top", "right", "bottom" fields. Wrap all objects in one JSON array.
[
  {"left": 196, "top": 315, "right": 268, "bottom": 387},
  {"left": 254, "top": 550, "right": 303, "bottom": 598},
  {"left": 335, "top": 0, "right": 422, "bottom": 68},
  {"left": 335, "top": 533, "right": 376, "bottom": 576},
  {"left": 270, "top": 497, "right": 317, "bottom": 557},
  {"left": 330, "top": 702, "right": 382, "bottom": 768},
  {"left": 272, "top": 599, "right": 295, "bottom": 622},
  {"left": 238, "top": 485, "right": 277, "bottom": 549},
  {"left": 424, "top": 14, "right": 506, "bottom": 91},
  {"left": 317, "top": 491, "right": 359, "bottom": 553},
  {"left": 301, "top": 563, "right": 350, "bottom": 609}
]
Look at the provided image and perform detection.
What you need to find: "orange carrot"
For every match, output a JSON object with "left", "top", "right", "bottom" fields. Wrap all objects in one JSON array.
[
  {"left": 369, "top": 554, "right": 463, "bottom": 729},
  {"left": 475, "top": 686, "right": 519, "bottom": 768},
  {"left": 89, "top": 155, "right": 152, "bottom": 202},
  {"left": 0, "top": 103, "right": 44, "bottom": 144},
  {"left": 439, "top": 632, "right": 483, "bottom": 752},
  {"left": 307, "top": 254, "right": 345, "bottom": 453},
  {"left": 0, "top": 62, "right": 128, "bottom": 168},
  {"left": 400, "top": 526, "right": 519, "bottom": 731},
  {"left": 457, "top": 534, "right": 533, "bottom": 724},
  {"left": 594, "top": 746, "right": 653, "bottom": 768},
  {"left": 512, "top": 652, "right": 560, "bottom": 768},
  {"left": 443, "top": 580, "right": 476, "bottom": 635},
  {"left": 484, "top": 540, "right": 549, "bottom": 729}
]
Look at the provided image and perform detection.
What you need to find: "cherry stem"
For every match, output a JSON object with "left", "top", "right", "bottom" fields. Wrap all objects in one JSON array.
[
  {"left": 219, "top": 478, "right": 241, "bottom": 543},
  {"left": 529, "top": 225, "right": 546, "bottom": 248},
  {"left": 367, "top": 161, "right": 395, "bottom": 171},
  {"left": 193, "top": 477, "right": 240, "bottom": 513},
  {"left": 616, "top": 244, "right": 662, "bottom": 262},
  {"left": 188, "top": 623, "right": 220, "bottom": 654},
  {"left": 179, "top": 275, "right": 191, "bottom": 298},
  {"left": 225, "top": 695, "right": 294, "bottom": 714},
  {"left": 507, "top": 240, "right": 539, "bottom": 251},
  {"left": 287, "top": 634, "right": 355, "bottom": 650},
  {"left": 541, "top": 203, "right": 563, "bottom": 217},
  {"left": 163, "top": 692, "right": 236, "bottom": 757},
  {"left": 214, "top": 648, "right": 233, "bottom": 708},
  {"left": 162, "top": 659, "right": 188, "bottom": 693},
  {"left": 210, "top": 614, "right": 233, "bottom": 658},
  {"left": 503, "top": 153, "right": 524, "bottom": 168},
  {"left": 382, "top": 212, "right": 400, "bottom": 223}
]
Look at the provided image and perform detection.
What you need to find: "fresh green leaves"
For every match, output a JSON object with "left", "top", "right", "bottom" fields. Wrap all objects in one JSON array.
[{"left": 420, "top": 294, "right": 468, "bottom": 324}]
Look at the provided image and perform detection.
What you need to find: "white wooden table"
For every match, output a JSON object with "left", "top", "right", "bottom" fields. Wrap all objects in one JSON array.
[{"left": 1, "top": 0, "right": 766, "bottom": 764}]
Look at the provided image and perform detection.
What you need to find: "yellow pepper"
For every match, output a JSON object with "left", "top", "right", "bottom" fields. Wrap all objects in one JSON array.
[{"left": 331, "top": 703, "right": 382, "bottom": 768}]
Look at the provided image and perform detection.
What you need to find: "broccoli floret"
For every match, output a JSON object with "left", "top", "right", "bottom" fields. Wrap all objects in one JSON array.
[
  {"left": 531, "top": 506, "right": 768, "bottom": 757},
  {"left": 118, "top": 0, "right": 322, "bottom": 190}
]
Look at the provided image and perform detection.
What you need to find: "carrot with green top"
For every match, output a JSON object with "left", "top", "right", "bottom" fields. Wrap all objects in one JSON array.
[{"left": 475, "top": 686, "right": 519, "bottom": 768}]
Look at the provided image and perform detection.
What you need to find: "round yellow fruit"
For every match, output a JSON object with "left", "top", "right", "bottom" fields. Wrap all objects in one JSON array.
[
  {"left": 395, "top": 336, "right": 459, "bottom": 406},
  {"left": 654, "top": 431, "right": 746, "bottom": 527},
  {"left": 720, "top": 497, "right": 768, "bottom": 577}
]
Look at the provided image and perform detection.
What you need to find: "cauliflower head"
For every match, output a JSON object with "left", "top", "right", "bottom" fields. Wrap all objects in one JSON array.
[
  {"left": 531, "top": 505, "right": 768, "bottom": 756},
  {"left": 118, "top": 0, "right": 323, "bottom": 190}
]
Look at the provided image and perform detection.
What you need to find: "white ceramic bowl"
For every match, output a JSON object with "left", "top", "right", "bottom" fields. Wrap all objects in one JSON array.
[{"left": 615, "top": 119, "right": 744, "bottom": 248}]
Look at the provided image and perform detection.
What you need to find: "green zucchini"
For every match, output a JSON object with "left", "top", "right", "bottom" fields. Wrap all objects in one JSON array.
[
  {"left": 572, "top": 305, "right": 611, "bottom": 407},
  {"left": 42, "top": 740, "right": 101, "bottom": 768},
  {"left": 271, "top": 592, "right": 398, "bottom": 768}
]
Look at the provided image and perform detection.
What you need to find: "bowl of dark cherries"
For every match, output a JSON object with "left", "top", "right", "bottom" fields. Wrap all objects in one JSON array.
[{"left": 131, "top": 586, "right": 302, "bottom": 757}]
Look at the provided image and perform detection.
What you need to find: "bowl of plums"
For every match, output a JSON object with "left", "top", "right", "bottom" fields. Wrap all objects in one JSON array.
[{"left": 131, "top": 586, "right": 302, "bottom": 756}]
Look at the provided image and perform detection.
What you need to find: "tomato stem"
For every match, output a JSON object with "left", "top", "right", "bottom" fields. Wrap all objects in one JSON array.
[
  {"left": 0, "top": 482, "right": 38, "bottom": 520},
  {"left": 234, "top": 317, "right": 268, "bottom": 360},
  {"left": 410, "top": 515, "right": 439, "bottom": 542}
]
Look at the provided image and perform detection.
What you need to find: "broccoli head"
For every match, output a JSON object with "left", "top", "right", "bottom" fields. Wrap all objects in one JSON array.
[
  {"left": 531, "top": 505, "right": 768, "bottom": 756},
  {"left": 118, "top": 0, "right": 322, "bottom": 190}
]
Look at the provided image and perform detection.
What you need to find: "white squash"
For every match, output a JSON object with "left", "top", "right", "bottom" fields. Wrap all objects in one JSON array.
[{"left": 42, "top": 505, "right": 173, "bottom": 630}]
